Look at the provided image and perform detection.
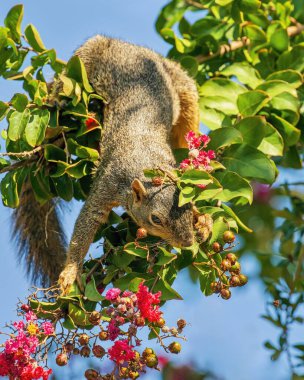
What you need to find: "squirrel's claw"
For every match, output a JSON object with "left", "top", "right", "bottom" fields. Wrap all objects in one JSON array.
[{"left": 58, "top": 263, "right": 79, "bottom": 295}]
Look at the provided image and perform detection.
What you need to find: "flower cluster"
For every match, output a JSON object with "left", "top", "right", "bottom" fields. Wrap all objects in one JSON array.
[
  {"left": 0, "top": 309, "right": 53, "bottom": 379},
  {"left": 180, "top": 131, "right": 215, "bottom": 173}
]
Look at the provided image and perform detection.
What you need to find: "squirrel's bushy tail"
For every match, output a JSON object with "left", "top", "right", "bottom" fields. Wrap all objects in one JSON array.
[{"left": 12, "top": 180, "right": 67, "bottom": 286}]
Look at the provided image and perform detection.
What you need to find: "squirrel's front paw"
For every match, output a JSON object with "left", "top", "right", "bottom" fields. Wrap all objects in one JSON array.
[{"left": 58, "top": 263, "right": 79, "bottom": 295}]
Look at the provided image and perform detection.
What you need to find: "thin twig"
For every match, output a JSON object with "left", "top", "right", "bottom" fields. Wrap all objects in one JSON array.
[
  {"left": 0, "top": 158, "right": 36, "bottom": 174},
  {"left": 0, "top": 146, "right": 42, "bottom": 157},
  {"left": 185, "top": 0, "right": 208, "bottom": 9}
]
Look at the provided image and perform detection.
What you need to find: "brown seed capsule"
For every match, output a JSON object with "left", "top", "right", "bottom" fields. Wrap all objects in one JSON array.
[
  {"left": 226, "top": 253, "right": 237, "bottom": 265},
  {"left": 135, "top": 316, "right": 145, "bottom": 327},
  {"left": 92, "top": 345, "right": 105, "bottom": 358},
  {"left": 73, "top": 348, "right": 80, "bottom": 355},
  {"left": 85, "top": 369, "right": 99, "bottom": 380},
  {"left": 145, "top": 354, "right": 158, "bottom": 368},
  {"left": 78, "top": 334, "right": 90, "bottom": 346},
  {"left": 210, "top": 281, "right": 221, "bottom": 294},
  {"left": 223, "top": 230, "right": 235, "bottom": 244},
  {"left": 230, "top": 261, "right": 241, "bottom": 274},
  {"left": 220, "top": 289, "right": 231, "bottom": 300},
  {"left": 273, "top": 299, "right": 280, "bottom": 308},
  {"left": 21, "top": 304, "right": 31, "bottom": 312},
  {"left": 129, "top": 371, "right": 139, "bottom": 380},
  {"left": 65, "top": 342, "right": 74, "bottom": 352},
  {"left": 229, "top": 275, "right": 241, "bottom": 287},
  {"left": 136, "top": 228, "right": 147, "bottom": 239},
  {"left": 177, "top": 319, "right": 187, "bottom": 330},
  {"left": 56, "top": 353, "right": 68, "bottom": 366},
  {"left": 239, "top": 274, "right": 248, "bottom": 286},
  {"left": 142, "top": 347, "right": 154, "bottom": 359},
  {"left": 212, "top": 242, "right": 223, "bottom": 253},
  {"left": 98, "top": 331, "right": 109, "bottom": 341},
  {"left": 156, "top": 318, "right": 165, "bottom": 328},
  {"left": 89, "top": 311, "right": 101, "bottom": 325},
  {"left": 80, "top": 345, "right": 91, "bottom": 357},
  {"left": 152, "top": 177, "right": 163, "bottom": 186},
  {"left": 220, "top": 259, "right": 232, "bottom": 271},
  {"left": 168, "top": 342, "right": 181, "bottom": 354}
]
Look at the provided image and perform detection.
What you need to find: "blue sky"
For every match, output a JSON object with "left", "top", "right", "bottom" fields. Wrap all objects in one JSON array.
[{"left": 0, "top": 1, "right": 294, "bottom": 379}]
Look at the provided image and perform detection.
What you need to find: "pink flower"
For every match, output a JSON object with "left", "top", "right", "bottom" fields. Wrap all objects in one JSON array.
[
  {"left": 105, "top": 288, "right": 121, "bottom": 301},
  {"left": 41, "top": 322, "right": 54, "bottom": 336},
  {"left": 180, "top": 158, "right": 191, "bottom": 169},
  {"left": 25, "top": 311, "right": 37, "bottom": 322},
  {"left": 108, "top": 319, "right": 120, "bottom": 341},
  {"left": 122, "top": 290, "right": 133, "bottom": 297},
  {"left": 13, "top": 321, "right": 25, "bottom": 331},
  {"left": 185, "top": 131, "right": 210, "bottom": 150},
  {"left": 108, "top": 339, "right": 135, "bottom": 364},
  {"left": 0, "top": 353, "right": 9, "bottom": 376},
  {"left": 136, "top": 283, "right": 162, "bottom": 323}
]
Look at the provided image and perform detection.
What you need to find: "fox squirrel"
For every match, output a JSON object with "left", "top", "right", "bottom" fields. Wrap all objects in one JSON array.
[{"left": 13, "top": 35, "right": 200, "bottom": 293}]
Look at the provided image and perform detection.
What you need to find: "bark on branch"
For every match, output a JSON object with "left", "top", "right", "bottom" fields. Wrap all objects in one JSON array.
[{"left": 196, "top": 22, "right": 304, "bottom": 63}]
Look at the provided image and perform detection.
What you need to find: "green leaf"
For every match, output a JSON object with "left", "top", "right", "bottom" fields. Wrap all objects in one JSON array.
[
  {"left": 221, "top": 203, "right": 253, "bottom": 233},
  {"left": 179, "top": 169, "right": 213, "bottom": 185},
  {"left": 208, "top": 127, "right": 243, "bottom": 150},
  {"left": 257, "top": 123, "right": 284, "bottom": 156},
  {"left": 193, "top": 263, "right": 216, "bottom": 296},
  {"left": 222, "top": 144, "right": 276, "bottom": 184},
  {"left": 200, "top": 96, "right": 238, "bottom": 115},
  {"left": 238, "top": 0, "right": 261, "bottom": 12},
  {"left": 149, "top": 279, "right": 183, "bottom": 301},
  {"left": 237, "top": 90, "right": 270, "bottom": 116},
  {"left": 24, "top": 109, "right": 50, "bottom": 147},
  {"left": 60, "top": 74, "right": 76, "bottom": 97},
  {"left": 7, "top": 109, "right": 31, "bottom": 141},
  {"left": 85, "top": 277, "right": 104, "bottom": 302},
  {"left": 52, "top": 175, "right": 73, "bottom": 201},
  {"left": 270, "top": 114, "right": 300, "bottom": 146},
  {"left": 65, "top": 160, "right": 92, "bottom": 179},
  {"left": 200, "top": 78, "right": 246, "bottom": 102},
  {"left": 62, "top": 315, "right": 76, "bottom": 330},
  {"left": 234, "top": 116, "right": 266, "bottom": 147},
  {"left": 269, "top": 27, "right": 289, "bottom": 52},
  {"left": 10, "top": 93, "right": 28, "bottom": 112},
  {"left": 68, "top": 303, "right": 90, "bottom": 327},
  {"left": 24, "top": 24, "right": 46, "bottom": 52},
  {"left": 124, "top": 242, "right": 148, "bottom": 258},
  {"left": 199, "top": 104, "right": 231, "bottom": 130},
  {"left": 30, "top": 169, "right": 52, "bottom": 204},
  {"left": 266, "top": 70, "right": 303, "bottom": 89},
  {"left": 256, "top": 80, "right": 297, "bottom": 99},
  {"left": 67, "top": 138, "right": 99, "bottom": 161},
  {"left": 44, "top": 144, "right": 66, "bottom": 162},
  {"left": 1, "top": 170, "right": 19, "bottom": 208},
  {"left": 0, "top": 158, "right": 9, "bottom": 170},
  {"left": 213, "top": 171, "right": 253, "bottom": 204},
  {"left": 244, "top": 25, "right": 267, "bottom": 46},
  {"left": 277, "top": 45, "right": 304, "bottom": 72},
  {"left": 4, "top": 5, "right": 23, "bottom": 43},
  {"left": 180, "top": 56, "right": 198, "bottom": 77},
  {"left": 156, "top": 247, "right": 177, "bottom": 265},
  {"left": 0, "top": 101, "right": 9, "bottom": 121},
  {"left": 270, "top": 92, "right": 300, "bottom": 114},
  {"left": 221, "top": 62, "right": 263, "bottom": 88},
  {"left": 66, "top": 56, "right": 94, "bottom": 93}
]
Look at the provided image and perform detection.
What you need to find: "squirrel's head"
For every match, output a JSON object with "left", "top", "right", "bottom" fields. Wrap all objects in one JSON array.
[{"left": 128, "top": 179, "right": 194, "bottom": 248}]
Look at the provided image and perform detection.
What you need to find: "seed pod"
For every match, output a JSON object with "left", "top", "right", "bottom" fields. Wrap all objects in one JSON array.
[
  {"left": 98, "top": 331, "right": 108, "bottom": 341},
  {"left": 220, "top": 289, "right": 231, "bottom": 300},
  {"left": 78, "top": 334, "right": 90, "bottom": 346},
  {"left": 85, "top": 369, "right": 99, "bottom": 380},
  {"left": 145, "top": 354, "right": 158, "bottom": 368},
  {"left": 221, "top": 259, "right": 232, "bottom": 271},
  {"left": 230, "top": 261, "right": 241, "bottom": 274},
  {"left": 65, "top": 342, "right": 74, "bottom": 352},
  {"left": 73, "top": 348, "right": 80, "bottom": 355},
  {"left": 80, "top": 345, "right": 91, "bottom": 358},
  {"left": 21, "top": 304, "right": 31, "bottom": 312},
  {"left": 135, "top": 316, "right": 145, "bottom": 327},
  {"left": 142, "top": 348, "right": 154, "bottom": 358},
  {"left": 239, "top": 274, "right": 248, "bottom": 286},
  {"left": 120, "top": 368, "right": 129, "bottom": 379},
  {"left": 93, "top": 345, "right": 105, "bottom": 358},
  {"left": 56, "top": 353, "right": 68, "bottom": 366},
  {"left": 177, "top": 319, "right": 187, "bottom": 330},
  {"left": 229, "top": 275, "right": 241, "bottom": 287},
  {"left": 155, "top": 318, "right": 165, "bottom": 328},
  {"left": 129, "top": 371, "right": 139, "bottom": 379},
  {"left": 168, "top": 342, "right": 181, "bottom": 354},
  {"left": 89, "top": 311, "right": 101, "bottom": 325},
  {"left": 226, "top": 253, "right": 237, "bottom": 265},
  {"left": 212, "top": 242, "right": 222, "bottom": 253},
  {"left": 223, "top": 230, "right": 235, "bottom": 244},
  {"left": 136, "top": 228, "right": 147, "bottom": 239},
  {"left": 152, "top": 177, "right": 163, "bottom": 186}
]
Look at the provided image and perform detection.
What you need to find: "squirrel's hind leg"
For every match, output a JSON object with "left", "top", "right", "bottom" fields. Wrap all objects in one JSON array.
[{"left": 58, "top": 179, "right": 118, "bottom": 294}]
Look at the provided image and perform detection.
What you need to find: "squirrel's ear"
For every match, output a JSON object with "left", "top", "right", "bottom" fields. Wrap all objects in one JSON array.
[{"left": 131, "top": 179, "right": 147, "bottom": 203}]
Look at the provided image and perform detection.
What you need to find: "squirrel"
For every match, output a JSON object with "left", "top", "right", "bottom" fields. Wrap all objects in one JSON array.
[{"left": 12, "top": 35, "right": 200, "bottom": 293}]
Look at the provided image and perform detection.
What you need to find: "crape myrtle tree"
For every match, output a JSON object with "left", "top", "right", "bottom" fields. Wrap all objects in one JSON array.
[{"left": 0, "top": 0, "right": 303, "bottom": 379}]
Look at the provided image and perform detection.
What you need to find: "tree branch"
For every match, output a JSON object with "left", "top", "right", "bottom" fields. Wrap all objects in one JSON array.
[
  {"left": 0, "top": 146, "right": 42, "bottom": 158},
  {"left": 0, "top": 158, "right": 36, "bottom": 174},
  {"left": 196, "top": 22, "right": 304, "bottom": 63},
  {"left": 185, "top": 0, "right": 208, "bottom": 9}
]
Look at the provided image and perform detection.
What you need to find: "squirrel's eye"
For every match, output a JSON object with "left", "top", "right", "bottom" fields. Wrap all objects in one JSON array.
[{"left": 151, "top": 214, "right": 163, "bottom": 226}]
